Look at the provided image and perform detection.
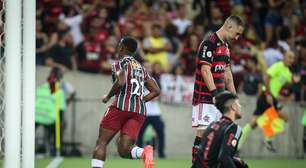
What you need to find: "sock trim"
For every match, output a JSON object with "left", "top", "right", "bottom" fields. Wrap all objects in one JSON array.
[{"left": 91, "top": 159, "right": 104, "bottom": 167}]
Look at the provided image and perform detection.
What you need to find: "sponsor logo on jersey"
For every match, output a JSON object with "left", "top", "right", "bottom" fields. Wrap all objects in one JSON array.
[{"left": 214, "top": 64, "right": 226, "bottom": 71}]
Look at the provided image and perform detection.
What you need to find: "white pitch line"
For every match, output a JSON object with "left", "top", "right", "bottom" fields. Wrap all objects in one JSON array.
[{"left": 46, "top": 157, "right": 63, "bottom": 168}]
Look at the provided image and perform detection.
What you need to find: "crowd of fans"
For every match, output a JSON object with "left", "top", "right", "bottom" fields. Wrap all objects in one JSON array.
[{"left": 36, "top": 0, "right": 306, "bottom": 105}]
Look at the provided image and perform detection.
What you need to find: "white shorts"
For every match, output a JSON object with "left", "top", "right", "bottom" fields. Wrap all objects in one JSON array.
[{"left": 192, "top": 103, "right": 222, "bottom": 129}]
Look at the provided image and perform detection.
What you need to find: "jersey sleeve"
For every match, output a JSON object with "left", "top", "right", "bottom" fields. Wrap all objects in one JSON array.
[
  {"left": 198, "top": 40, "right": 215, "bottom": 66},
  {"left": 143, "top": 68, "right": 152, "bottom": 82},
  {"left": 111, "top": 60, "right": 128, "bottom": 83},
  {"left": 218, "top": 124, "right": 242, "bottom": 168}
]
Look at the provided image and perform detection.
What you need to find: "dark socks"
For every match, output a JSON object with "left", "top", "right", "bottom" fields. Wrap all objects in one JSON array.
[{"left": 192, "top": 136, "right": 202, "bottom": 163}]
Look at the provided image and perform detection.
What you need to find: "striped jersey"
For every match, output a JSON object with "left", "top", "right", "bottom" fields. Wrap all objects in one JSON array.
[
  {"left": 111, "top": 56, "right": 150, "bottom": 115},
  {"left": 192, "top": 116, "right": 242, "bottom": 168},
  {"left": 192, "top": 33, "right": 231, "bottom": 105}
]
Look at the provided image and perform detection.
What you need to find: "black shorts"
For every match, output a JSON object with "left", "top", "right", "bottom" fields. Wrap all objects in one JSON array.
[{"left": 253, "top": 93, "right": 283, "bottom": 116}]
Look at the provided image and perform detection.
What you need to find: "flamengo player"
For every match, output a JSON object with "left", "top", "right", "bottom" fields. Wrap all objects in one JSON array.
[
  {"left": 91, "top": 37, "right": 160, "bottom": 168},
  {"left": 191, "top": 15, "right": 244, "bottom": 163}
]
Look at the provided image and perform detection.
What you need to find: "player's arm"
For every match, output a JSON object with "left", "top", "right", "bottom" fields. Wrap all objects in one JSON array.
[
  {"left": 224, "top": 66, "right": 236, "bottom": 94},
  {"left": 143, "top": 78, "right": 160, "bottom": 102},
  {"left": 102, "top": 70, "right": 126, "bottom": 103},
  {"left": 199, "top": 41, "right": 218, "bottom": 97},
  {"left": 218, "top": 124, "right": 239, "bottom": 168}
]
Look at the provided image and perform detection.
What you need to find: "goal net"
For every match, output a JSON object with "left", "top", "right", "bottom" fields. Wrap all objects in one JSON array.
[{"left": 0, "top": 0, "right": 5, "bottom": 159}]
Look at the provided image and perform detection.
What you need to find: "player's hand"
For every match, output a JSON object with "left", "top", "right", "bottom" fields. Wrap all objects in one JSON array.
[
  {"left": 233, "top": 157, "right": 249, "bottom": 168},
  {"left": 102, "top": 95, "right": 110, "bottom": 103}
]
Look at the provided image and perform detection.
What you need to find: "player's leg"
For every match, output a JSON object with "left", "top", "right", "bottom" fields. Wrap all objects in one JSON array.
[
  {"left": 192, "top": 104, "right": 203, "bottom": 163},
  {"left": 238, "top": 94, "right": 266, "bottom": 150},
  {"left": 118, "top": 113, "right": 154, "bottom": 168},
  {"left": 136, "top": 117, "right": 151, "bottom": 148},
  {"left": 151, "top": 116, "right": 166, "bottom": 158},
  {"left": 238, "top": 115, "right": 258, "bottom": 150},
  {"left": 91, "top": 106, "right": 123, "bottom": 168},
  {"left": 92, "top": 127, "right": 117, "bottom": 168},
  {"left": 192, "top": 104, "right": 221, "bottom": 163}
]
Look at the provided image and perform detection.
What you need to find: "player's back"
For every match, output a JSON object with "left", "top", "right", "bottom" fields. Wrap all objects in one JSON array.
[
  {"left": 192, "top": 117, "right": 239, "bottom": 168},
  {"left": 111, "top": 56, "right": 149, "bottom": 115}
]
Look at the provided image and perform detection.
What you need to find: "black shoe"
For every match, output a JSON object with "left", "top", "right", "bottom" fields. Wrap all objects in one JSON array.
[{"left": 264, "top": 140, "right": 277, "bottom": 153}]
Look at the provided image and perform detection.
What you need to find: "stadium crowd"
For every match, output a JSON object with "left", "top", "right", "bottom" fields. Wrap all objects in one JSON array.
[{"left": 36, "top": 0, "right": 306, "bottom": 105}]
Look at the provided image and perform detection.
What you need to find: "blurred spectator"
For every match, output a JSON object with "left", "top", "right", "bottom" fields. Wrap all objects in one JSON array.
[
  {"left": 164, "top": 24, "right": 183, "bottom": 71},
  {"left": 75, "top": 29, "right": 103, "bottom": 73},
  {"left": 45, "top": 24, "right": 77, "bottom": 71},
  {"left": 100, "top": 35, "right": 117, "bottom": 74},
  {"left": 239, "top": 56, "right": 263, "bottom": 96},
  {"left": 263, "top": 38, "right": 283, "bottom": 67},
  {"left": 172, "top": 4, "right": 192, "bottom": 36},
  {"left": 59, "top": 0, "right": 97, "bottom": 46},
  {"left": 231, "top": 43, "right": 251, "bottom": 88},
  {"left": 143, "top": 24, "right": 172, "bottom": 72},
  {"left": 264, "top": 0, "right": 285, "bottom": 43},
  {"left": 36, "top": 20, "right": 49, "bottom": 65},
  {"left": 278, "top": 26, "right": 292, "bottom": 52},
  {"left": 205, "top": 5, "right": 223, "bottom": 33},
  {"left": 179, "top": 33, "right": 199, "bottom": 76},
  {"left": 293, "top": 40, "right": 306, "bottom": 106},
  {"left": 296, "top": 3, "right": 306, "bottom": 41}
]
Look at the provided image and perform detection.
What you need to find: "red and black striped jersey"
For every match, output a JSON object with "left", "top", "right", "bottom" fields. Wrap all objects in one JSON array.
[
  {"left": 192, "top": 33, "right": 231, "bottom": 105},
  {"left": 192, "top": 117, "right": 242, "bottom": 168},
  {"left": 111, "top": 56, "right": 151, "bottom": 115}
]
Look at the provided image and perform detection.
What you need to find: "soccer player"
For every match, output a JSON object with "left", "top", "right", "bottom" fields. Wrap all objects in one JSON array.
[
  {"left": 191, "top": 15, "right": 244, "bottom": 162},
  {"left": 91, "top": 37, "right": 160, "bottom": 168},
  {"left": 192, "top": 91, "right": 248, "bottom": 168},
  {"left": 238, "top": 50, "right": 296, "bottom": 152}
]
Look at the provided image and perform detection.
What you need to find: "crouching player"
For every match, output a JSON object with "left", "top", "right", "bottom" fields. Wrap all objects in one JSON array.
[{"left": 192, "top": 91, "right": 248, "bottom": 168}]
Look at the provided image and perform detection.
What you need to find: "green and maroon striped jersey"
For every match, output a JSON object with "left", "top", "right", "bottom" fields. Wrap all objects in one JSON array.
[{"left": 111, "top": 56, "right": 150, "bottom": 115}]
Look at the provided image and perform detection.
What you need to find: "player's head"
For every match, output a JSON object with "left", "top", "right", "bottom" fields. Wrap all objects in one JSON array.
[
  {"left": 117, "top": 36, "right": 138, "bottom": 58},
  {"left": 215, "top": 91, "right": 242, "bottom": 119},
  {"left": 283, "top": 50, "right": 295, "bottom": 67},
  {"left": 223, "top": 15, "right": 244, "bottom": 41}
]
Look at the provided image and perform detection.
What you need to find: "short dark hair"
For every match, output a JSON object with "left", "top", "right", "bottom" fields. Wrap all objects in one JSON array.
[
  {"left": 227, "top": 15, "right": 245, "bottom": 27},
  {"left": 121, "top": 36, "right": 138, "bottom": 54},
  {"left": 215, "top": 91, "right": 238, "bottom": 114}
]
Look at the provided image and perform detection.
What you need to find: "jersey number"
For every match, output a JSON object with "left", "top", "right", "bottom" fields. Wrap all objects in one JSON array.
[{"left": 131, "top": 78, "right": 144, "bottom": 96}]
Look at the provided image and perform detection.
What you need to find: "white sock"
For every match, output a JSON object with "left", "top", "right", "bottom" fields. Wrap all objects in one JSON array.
[
  {"left": 131, "top": 146, "right": 144, "bottom": 159},
  {"left": 91, "top": 159, "right": 104, "bottom": 168}
]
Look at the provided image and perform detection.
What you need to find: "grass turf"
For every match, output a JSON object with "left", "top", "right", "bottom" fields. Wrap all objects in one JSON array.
[{"left": 32, "top": 157, "right": 306, "bottom": 168}]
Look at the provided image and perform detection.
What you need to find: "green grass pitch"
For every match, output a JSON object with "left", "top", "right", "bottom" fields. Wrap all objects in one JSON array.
[{"left": 32, "top": 157, "right": 306, "bottom": 168}]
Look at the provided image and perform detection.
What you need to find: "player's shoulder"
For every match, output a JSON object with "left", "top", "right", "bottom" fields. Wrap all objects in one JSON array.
[
  {"left": 223, "top": 122, "right": 241, "bottom": 136},
  {"left": 203, "top": 33, "right": 218, "bottom": 44},
  {"left": 200, "top": 35, "right": 218, "bottom": 49}
]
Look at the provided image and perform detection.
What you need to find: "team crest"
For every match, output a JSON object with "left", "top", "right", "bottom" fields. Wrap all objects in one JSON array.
[
  {"left": 231, "top": 139, "right": 237, "bottom": 147},
  {"left": 206, "top": 51, "right": 212, "bottom": 57}
]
